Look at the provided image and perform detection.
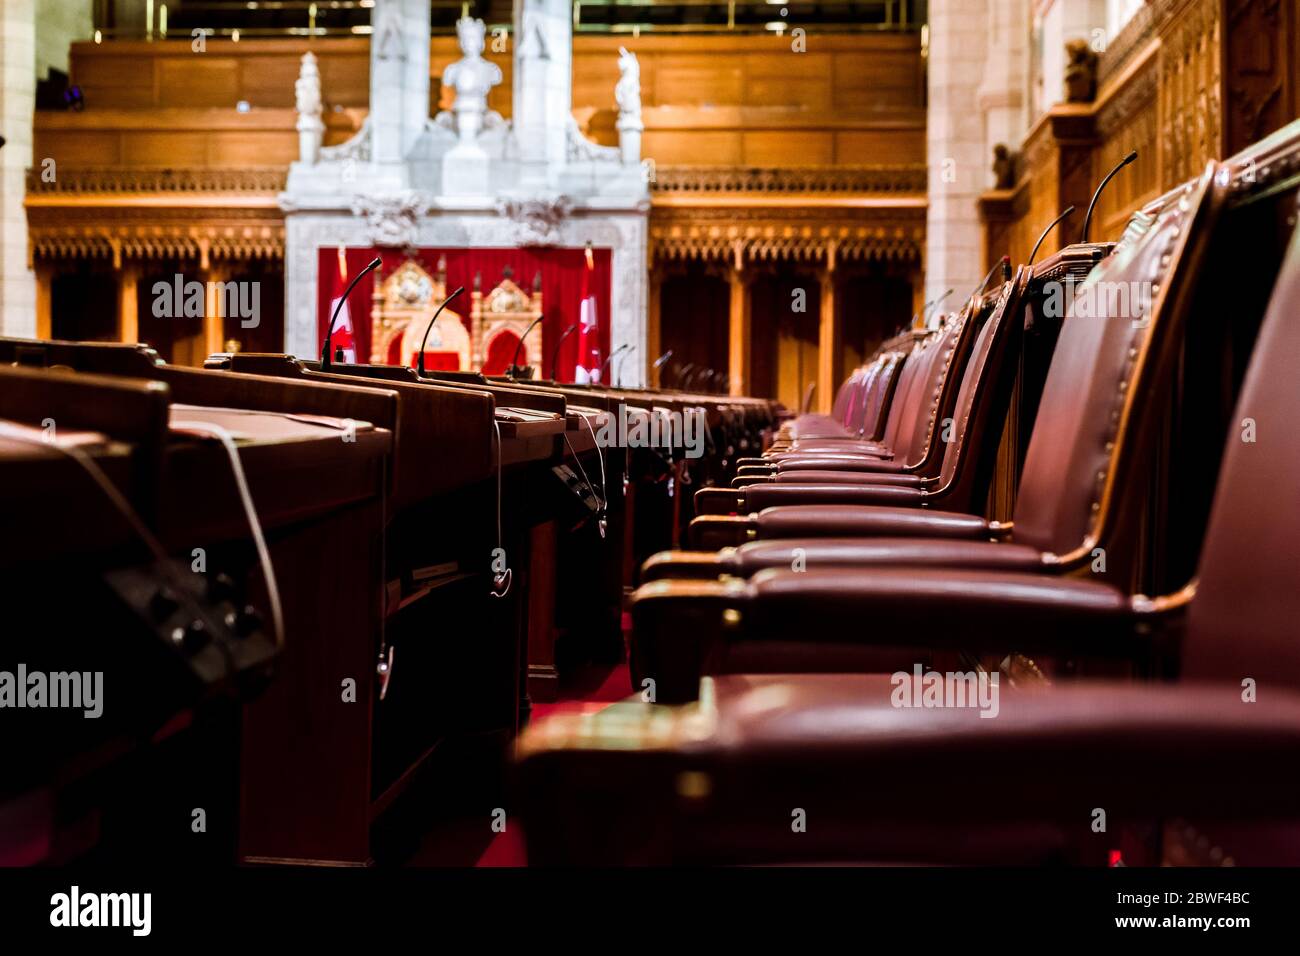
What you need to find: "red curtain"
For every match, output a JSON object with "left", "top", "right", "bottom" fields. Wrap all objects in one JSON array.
[{"left": 316, "top": 246, "right": 612, "bottom": 381}]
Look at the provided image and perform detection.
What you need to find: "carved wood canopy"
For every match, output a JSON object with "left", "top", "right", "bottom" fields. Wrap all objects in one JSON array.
[
  {"left": 648, "top": 165, "right": 927, "bottom": 268},
  {"left": 470, "top": 267, "right": 544, "bottom": 372},
  {"left": 24, "top": 166, "right": 287, "bottom": 268},
  {"left": 370, "top": 256, "right": 470, "bottom": 369}
]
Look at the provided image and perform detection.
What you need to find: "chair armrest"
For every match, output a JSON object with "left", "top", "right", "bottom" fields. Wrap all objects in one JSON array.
[
  {"left": 744, "top": 483, "right": 926, "bottom": 511},
  {"left": 777, "top": 454, "right": 902, "bottom": 472},
  {"left": 773, "top": 471, "right": 925, "bottom": 486},
  {"left": 744, "top": 567, "right": 1136, "bottom": 656},
  {"left": 516, "top": 677, "right": 1300, "bottom": 864},
  {"left": 755, "top": 504, "right": 989, "bottom": 539}
]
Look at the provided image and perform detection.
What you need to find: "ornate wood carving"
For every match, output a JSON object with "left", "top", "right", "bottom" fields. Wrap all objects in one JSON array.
[
  {"left": 1223, "top": 0, "right": 1294, "bottom": 155},
  {"left": 470, "top": 268, "right": 544, "bottom": 371},
  {"left": 651, "top": 165, "right": 927, "bottom": 196},
  {"left": 1158, "top": 0, "right": 1223, "bottom": 186},
  {"left": 369, "top": 256, "right": 470, "bottom": 369}
]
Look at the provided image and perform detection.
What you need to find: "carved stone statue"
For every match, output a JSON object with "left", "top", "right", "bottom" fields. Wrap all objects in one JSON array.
[
  {"left": 992, "top": 143, "right": 1018, "bottom": 190},
  {"left": 295, "top": 52, "right": 324, "bottom": 164},
  {"left": 615, "top": 47, "right": 643, "bottom": 165},
  {"left": 1064, "top": 39, "right": 1098, "bottom": 103},
  {"left": 442, "top": 16, "right": 502, "bottom": 148}
]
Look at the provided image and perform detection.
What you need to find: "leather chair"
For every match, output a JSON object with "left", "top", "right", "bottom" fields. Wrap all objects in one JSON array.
[
  {"left": 515, "top": 192, "right": 1300, "bottom": 863},
  {"left": 630, "top": 161, "right": 1231, "bottom": 698},
  {"left": 674, "top": 164, "right": 1213, "bottom": 564},
  {"left": 699, "top": 302, "right": 983, "bottom": 528}
]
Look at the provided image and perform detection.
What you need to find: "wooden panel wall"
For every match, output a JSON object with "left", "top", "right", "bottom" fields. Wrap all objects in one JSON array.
[
  {"left": 983, "top": 0, "right": 1300, "bottom": 270},
  {"left": 44, "top": 33, "right": 924, "bottom": 169}
]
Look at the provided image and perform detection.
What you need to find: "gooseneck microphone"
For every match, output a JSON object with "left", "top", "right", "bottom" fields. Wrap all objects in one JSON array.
[
  {"left": 415, "top": 285, "right": 465, "bottom": 378},
  {"left": 599, "top": 343, "right": 630, "bottom": 378},
  {"left": 1028, "top": 206, "right": 1076, "bottom": 266},
  {"left": 322, "top": 256, "right": 382, "bottom": 369},
  {"left": 548, "top": 323, "right": 578, "bottom": 381},
  {"left": 614, "top": 345, "right": 637, "bottom": 386},
  {"left": 923, "top": 288, "right": 954, "bottom": 323},
  {"left": 1081, "top": 150, "right": 1138, "bottom": 243},
  {"left": 970, "top": 256, "right": 1010, "bottom": 302},
  {"left": 508, "top": 314, "right": 546, "bottom": 379}
]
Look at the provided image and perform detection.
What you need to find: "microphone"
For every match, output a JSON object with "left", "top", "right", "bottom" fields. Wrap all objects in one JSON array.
[
  {"left": 614, "top": 345, "right": 637, "bottom": 386},
  {"left": 653, "top": 349, "right": 674, "bottom": 370},
  {"left": 1028, "top": 206, "right": 1076, "bottom": 266},
  {"left": 684, "top": 366, "right": 711, "bottom": 390},
  {"left": 415, "top": 285, "right": 465, "bottom": 378},
  {"left": 676, "top": 362, "right": 696, "bottom": 387},
  {"left": 322, "top": 256, "right": 382, "bottom": 369},
  {"left": 548, "top": 323, "right": 578, "bottom": 381},
  {"left": 923, "top": 288, "right": 953, "bottom": 323},
  {"left": 599, "top": 343, "right": 630, "bottom": 379},
  {"left": 1081, "top": 150, "right": 1137, "bottom": 243},
  {"left": 970, "top": 256, "right": 1010, "bottom": 302},
  {"left": 508, "top": 314, "right": 546, "bottom": 379}
]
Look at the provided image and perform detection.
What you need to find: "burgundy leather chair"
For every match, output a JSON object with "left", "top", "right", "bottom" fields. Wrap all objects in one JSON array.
[
  {"left": 515, "top": 195, "right": 1300, "bottom": 863},
  {"left": 629, "top": 162, "right": 1231, "bottom": 697},
  {"left": 763, "top": 342, "right": 907, "bottom": 445},
  {"left": 675, "top": 164, "right": 1215, "bottom": 562},
  {"left": 701, "top": 302, "right": 983, "bottom": 527}
]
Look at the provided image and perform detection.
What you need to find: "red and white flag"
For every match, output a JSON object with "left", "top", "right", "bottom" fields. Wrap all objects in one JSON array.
[
  {"left": 327, "top": 248, "right": 357, "bottom": 363},
  {"left": 327, "top": 296, "right": 357, "bottom": 363},
  {"left": 574, "top": 245, "right": 602, "bottom": 384}
]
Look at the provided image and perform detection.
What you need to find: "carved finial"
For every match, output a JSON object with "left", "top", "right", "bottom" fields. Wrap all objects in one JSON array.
[
  {"left": 533, "top": 270, "right": 542, "bottom": 293},
  {"left": 1064, "top": 38, "right": 1098, "bottom": 103},
  {"left": 474, "top": 270, "right": 482, "bottom": 291}
]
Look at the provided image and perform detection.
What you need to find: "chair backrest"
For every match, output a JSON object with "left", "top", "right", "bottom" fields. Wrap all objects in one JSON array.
[
  {"left": 934, "top": 267, "right": 1030, "bottom": 508},
  {"left": 829, "top": 363, "right": 866, "bottom": 423},
  {"left": 1011, "top": 163, "right": 1222, "bottom": 557},
  {"left": 858, "top": 350, "right": 906, "bottom": 441},
  {"left": 1183, "top": 188, "right": 1300, "bottom": 686},
  {"left": 872, "top": 336, "right": 928, "bottom": 451},
  {"left": 889, "top": 305, "right": 980, "bottom": 470},
  {"left": 836, "top": 360, "right": 873, "bottom": 430}
]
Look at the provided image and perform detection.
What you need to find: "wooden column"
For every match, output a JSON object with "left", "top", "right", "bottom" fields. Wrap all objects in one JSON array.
[
  {"left": 34, "top": 263, "right": 53, "bottom": 340},
  {"left": 203, "top": 265, "right": 229, "bottom": 361},
  {"left": 816, "top": 246, "right": 840, "bottom": 414},
  {"left": 117, "top": 266, "right": 139, "bottom": 345},
  {"left": 727, "top": 248, "right": 752, "bottom": 397},
  {"left": 646, "top": 265, "right": 662, "bottom": 386}
]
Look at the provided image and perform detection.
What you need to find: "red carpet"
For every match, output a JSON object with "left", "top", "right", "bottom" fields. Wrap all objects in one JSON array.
[{"left": 476, "top": 662, "right": 632, "bottom": 866}]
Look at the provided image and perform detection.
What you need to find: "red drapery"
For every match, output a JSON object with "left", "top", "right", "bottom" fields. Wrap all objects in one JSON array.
[{"left": 316, "top": 246, "right": 612, "bottom": 381}]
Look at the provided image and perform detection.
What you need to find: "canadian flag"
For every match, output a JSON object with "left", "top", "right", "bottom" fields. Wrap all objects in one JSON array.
[
  {"left": 328, "top": 247, "right": 357, "bottom": 363},
  {"left": 328, "top": 295, "right": 357, "bottom": 364},
  {"left": 574, "top": 245, "right": 602, "bottom": 384}
]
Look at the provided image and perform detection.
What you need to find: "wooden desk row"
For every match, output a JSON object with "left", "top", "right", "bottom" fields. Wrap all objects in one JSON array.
[{"left": 0, "top": 337, "right": 779, "bottom": 866}]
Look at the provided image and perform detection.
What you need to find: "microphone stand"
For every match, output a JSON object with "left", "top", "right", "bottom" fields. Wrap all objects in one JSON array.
[
  {"left": 1027, "top": 206, "right": 1076, "bottom": 267},
  {"left": 1081, "top": 150, "right": 1138, "bottom": 243},
  {"left": 548, "top": 323, "right": 578, "bottom": 381},
  {"left": 922, "top": 288, "right": 954, "bottom": 324},
  {"left": 321, "top": 256, "right": 382, "bottom": 369},
  {"left": 415, "top": 286, "right": 466, "bottom": 378},
  {"left": 507, "top": 314, "right": 546, "bottom": 380},
  {"left": 614, "top": 346, "right": 636, "bottom": 387},
  {"left": 598, "top": 344, "right": 630, "bottom": 383}
]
